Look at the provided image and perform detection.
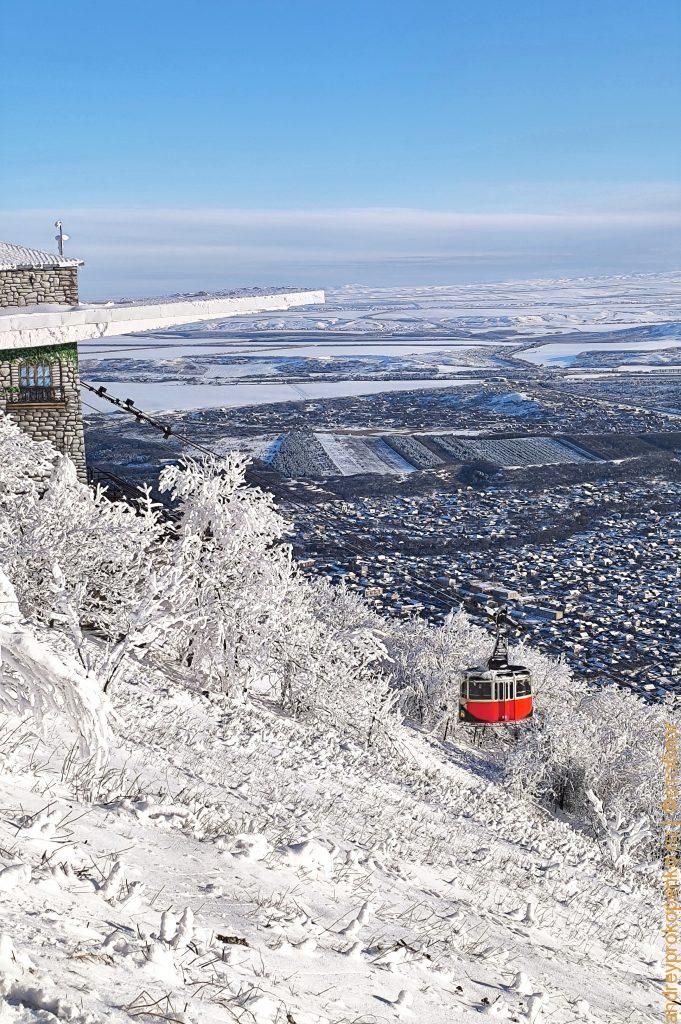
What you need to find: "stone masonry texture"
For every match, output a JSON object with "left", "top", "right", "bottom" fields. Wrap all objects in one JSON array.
[{"left": 0, "top": 267, "right": 79, "bottom": 307}]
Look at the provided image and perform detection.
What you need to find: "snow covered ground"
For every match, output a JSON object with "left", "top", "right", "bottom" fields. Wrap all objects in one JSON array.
[
  {"left": 316, "top": 433, "right": 415, "bottom": 476},
  {"left": 520, "top": 338, "right": 681, "bottom": 367},
  {"left": 77, "top": 272, "right": 681, "bottom": 424},
  {"left": 614, "top": 364, "right": 681, "bottom": 373},
  {"left": 0, "top": 664, "right": 662, "bottom": 1024},
  {"left": 432, "top": 435, "right": 596, "bottom": 469},
  {"left": 83, "top": 340, "right": 496, "bottom": 360},
  {"left": 273, "top": 431, "right": 597, "bottom": 477}
]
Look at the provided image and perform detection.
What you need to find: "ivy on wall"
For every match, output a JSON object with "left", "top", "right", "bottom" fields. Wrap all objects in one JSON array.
[{"left": 4, "top": 342, "right": 78, "bottom": 366}]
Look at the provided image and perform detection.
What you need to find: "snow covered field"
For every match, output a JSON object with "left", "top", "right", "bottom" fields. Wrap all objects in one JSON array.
[
  {"left": 271, "top": 431, "right": 597, "bottom": 477},
  {"left": 84, "top": 340, "right": 496, "bottom": 360},
  {"left": 0, "top": 666, "right": 662, "bottom": 1024},
  {"left": 77, "top": 272, "right": 681, "bottom": 426},
  {"left": 82, "top": 378, "right": 481, "bottom": 414},
  {"left": 520, "top": 337, "right": 681, "bottom": 367},
  {"left": 431, "top": 434, "right": 595, "bottom": 468},
  {"left": 316, "top": 433, "right": 415, "bottom": 475},
  {"left": 163, "top": 272, "right": 681, "bottom": 338}
]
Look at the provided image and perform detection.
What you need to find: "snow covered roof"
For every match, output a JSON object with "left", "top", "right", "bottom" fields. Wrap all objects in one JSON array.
[
  {"left": 0, "top": 241, "right": 83, "bottom": 271},
  {"left": 0, "top": 288, "right": 325, "bottom": 352}
]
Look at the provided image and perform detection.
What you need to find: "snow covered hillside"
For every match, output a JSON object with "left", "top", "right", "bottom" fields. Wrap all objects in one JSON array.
[{"left": 0, "top": 413, "right": 668, "bottom": 1024}]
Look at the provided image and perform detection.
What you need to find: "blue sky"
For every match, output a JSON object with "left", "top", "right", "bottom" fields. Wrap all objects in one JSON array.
[{"left": 1, "top": 0, "right": 679, "bottom": 295}]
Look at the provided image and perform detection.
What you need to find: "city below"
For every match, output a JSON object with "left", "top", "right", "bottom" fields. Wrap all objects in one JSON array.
[{"left": 82, "top": 276, "right": 681, "bottom": 704}]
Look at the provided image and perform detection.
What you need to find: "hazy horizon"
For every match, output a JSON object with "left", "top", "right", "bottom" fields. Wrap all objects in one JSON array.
[{"left": 1, "top": 201, "right": 680, "bottom": 300}]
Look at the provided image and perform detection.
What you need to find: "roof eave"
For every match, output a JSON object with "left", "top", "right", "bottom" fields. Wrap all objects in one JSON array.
[{"left": 0, "top": 260, "right": 84, "bottom": 271}]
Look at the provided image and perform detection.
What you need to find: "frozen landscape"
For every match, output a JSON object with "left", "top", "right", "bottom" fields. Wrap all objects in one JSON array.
[
  {"left": 0, "top": 416, "right": 666, "bottom": 1024},
  {"left": 82, "top": 271, "right": 681, "bottom": 704},
  {"left": 4, "top": 2, "right": 679, "bottom": 1021},
  {"left": 0, "top": 271, "right": 677, "bottom": 1023},
  {"left": 80, "top": 273, "right": 681, "bottom": 419},
  {"left": 82, "top": 378, "right": 480, "bottom": 414}
]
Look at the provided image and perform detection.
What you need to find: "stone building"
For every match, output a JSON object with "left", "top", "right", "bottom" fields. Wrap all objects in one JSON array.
[
  {"left": 0, "top": 236, "right": 324, "bottom": 482},
  {"left": 0, "top": 241, "right": 81, "bottom": 307},
  {"left": 0, "top": 242, "right": 86, "bottom": 476}
]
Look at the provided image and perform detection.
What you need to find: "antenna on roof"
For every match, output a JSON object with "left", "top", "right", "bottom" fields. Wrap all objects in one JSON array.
[{"left": 54, "top": 220, "right": 70, "bottom": 257}]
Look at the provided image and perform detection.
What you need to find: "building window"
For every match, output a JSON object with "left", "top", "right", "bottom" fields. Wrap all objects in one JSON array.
[
  {"left": 19, "top": 363, "right": 52, "bottom": 389},
  {"left": 7, "top": 361, "right": 64, "bottom": 404}
]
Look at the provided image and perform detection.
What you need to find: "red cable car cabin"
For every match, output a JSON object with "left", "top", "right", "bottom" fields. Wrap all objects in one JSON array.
[{"left": 459, "top": 610, "right": 533, "bottom": 724}]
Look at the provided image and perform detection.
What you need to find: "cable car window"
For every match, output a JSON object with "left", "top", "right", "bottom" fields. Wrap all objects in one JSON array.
[
  {"left": 466, "top": 677, "right": 494, "bottom": 700},
  {"left": 515, "top": 676, "right": 531, "bottom": 696}
]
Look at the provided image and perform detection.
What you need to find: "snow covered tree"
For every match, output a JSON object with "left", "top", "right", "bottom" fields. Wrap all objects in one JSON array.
[
  {"left": 0, "top": 568, "right": 110, "bottom": 763},
  {"left": 299, "top": 581, "right": 398, "bottom": 746},
  {"left": 385, "top": 608, "right": 489, "bottom": 736},
  {"left": 0, "top": 414, "right": 56, "bottom": 549},
  {"left": 159, "top": 457, "right": 396, "bottom": 746},
  {"left": 0, "top": 419, "right": 170, "bottom": 641},
  {"left": 157, "top": 453, "right": 294, "bottom": 692},
  {"left": 503, "top": 650, "right": 666, "bottom": 862}
]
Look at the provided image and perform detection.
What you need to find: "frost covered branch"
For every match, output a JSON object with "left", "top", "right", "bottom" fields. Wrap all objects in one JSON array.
[{"left": 0, "top": 569, "right": 110, "bottom": 763}]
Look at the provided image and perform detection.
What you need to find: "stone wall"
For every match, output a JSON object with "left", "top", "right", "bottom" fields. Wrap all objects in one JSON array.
[
  {"left": 0, "top": 344, "right": 86, "bottom": 480},
  {"left": 0, "top": 267, "right": 79, "bottom": 308}
]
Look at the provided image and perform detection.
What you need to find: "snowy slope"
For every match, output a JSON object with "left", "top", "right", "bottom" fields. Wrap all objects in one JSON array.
[
  {"left": 0, "top": 415, "right": 663, "bottom": 1024},
  {"left": 0, "top": 663, "right": 661, "bottom": 1024}
]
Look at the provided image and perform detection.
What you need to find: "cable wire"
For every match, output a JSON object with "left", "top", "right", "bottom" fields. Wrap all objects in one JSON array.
[{"left": 81, "top": 381, "right": 220, "bottom": 459}]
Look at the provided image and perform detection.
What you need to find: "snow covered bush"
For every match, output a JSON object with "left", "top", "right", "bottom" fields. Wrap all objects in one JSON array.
[
  {"left": 158, "top": 457, "right": 397, "bottom": 745},
  {"left": 586, "top": 789, "right": 652, "bottom": 872},
  {"left": 0, "top": 567, "right": 109, "bottom": 763},
  {"left": 157, "top": 453, "right": 293, "bottom": 691},
  {"left": 503, "top": 650, "right": 666, "bottom": 862},
  {"left": 0, "top": 417, "right": 170, "bottom": 642},
  {"left": 0, "top": 419, "right": 396, "bottom": 749},
  {"left": 358, "top": 587, "right": 668, "bottom": 865},
  {"left": 0, "top": 415, "right": 56, "bottom": 526},
  {"left": 385, "top": 609, "right": 489, "bottom": 736},
  {"left": 302, "top": 581, "right": 399, "bottom": 746}
]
